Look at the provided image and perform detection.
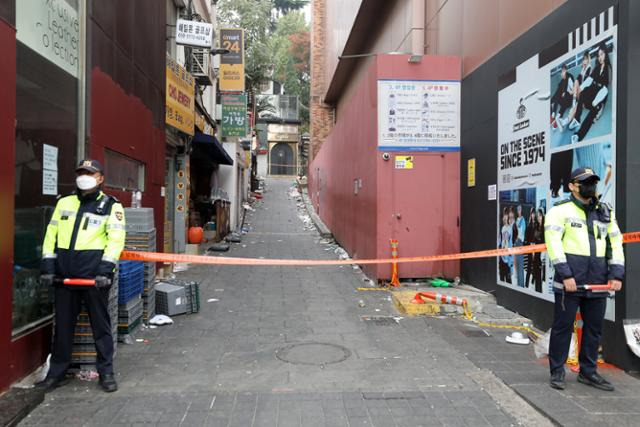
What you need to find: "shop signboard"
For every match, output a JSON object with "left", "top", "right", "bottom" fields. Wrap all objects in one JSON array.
[
  {"left": 219, "top": 28, "right": 245, "bottom": 92},
  {"left": 195, "top": 111, "right": 214, "bottom": 136},
  {"left": 221, "top": 93, "right": 247, "bottom": 137},
  {"left": 16, "top": 0, "right": 80, "bottom": 78},
  {"left": 377, "top": 80, "right": 460, "bottom": 151},
  {"left": 176, "top": 19, "right": 213, "bottom": 48},
  {"left": 166, "top": 56, "right": 195, "bottom": 135},
  {"left": 496, "top": 7, "right": 617, "bottom": 320}
]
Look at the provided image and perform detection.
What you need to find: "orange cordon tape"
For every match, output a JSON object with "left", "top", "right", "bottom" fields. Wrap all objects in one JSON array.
[{"left": 119, "top": 231, "right": 640, "bottom": 266}]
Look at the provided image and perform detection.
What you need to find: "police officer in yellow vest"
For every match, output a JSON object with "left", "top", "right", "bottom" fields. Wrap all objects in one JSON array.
[
  {"left": 545, "top": 167, "right": 624, "bottom": 391},
  {"left": 35, "top": 160, "right": 125, "bottom": 393}
]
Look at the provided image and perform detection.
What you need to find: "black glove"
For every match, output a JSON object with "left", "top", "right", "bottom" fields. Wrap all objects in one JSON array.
[
  {"left": 96, "top": 261, "right": 116, "bottom": 277},
  {"left": 94, "top": 275, "right": 112, "bottom": 288},
  {"left": 40, "top": 274, "right": 55, "bottom": 286}
]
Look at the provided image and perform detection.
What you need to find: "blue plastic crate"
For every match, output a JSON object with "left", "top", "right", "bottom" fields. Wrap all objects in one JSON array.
[
  {"left": 118, "top": 260, "right": 144, "bottom": 274},
  {"left": 118, "top": 272, "right": 144, "bottom": 304}
]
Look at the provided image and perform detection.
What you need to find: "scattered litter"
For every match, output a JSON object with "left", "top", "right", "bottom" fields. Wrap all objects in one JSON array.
[
  {"left": 76, "top": 369, "right": 99, "bottom": 381},
  {"left": 243, "top": 203, "right": 255, "bottom": 212},
  {"left": 12, "top": 355, "right": 50, "bottom": 388},
  {"left": 215, "top": 289, "right": 224, "bottom": 292},
  {"left": 374, "top": 309, "right": 381, "bottom": 312},
  {"left": 207, "top": 298, "right": 219, "bottom": 303},
  {"left": 173, "top": 263, "right": 190, "bottom": 272},
  {"left": 136, "top": 338, "right": 144, "bottom": 343},
  {"left": 358, "top": 300, "right": 366, "bottom": 308},
  {"left": 506, "top": 331, "right": 530, "bottom": 345},
  {"left": 149, "top": 325, "right": 158, "bottom": 329},
  {"left": 149, "top": 314, "right": 174, "bottom": 326}
]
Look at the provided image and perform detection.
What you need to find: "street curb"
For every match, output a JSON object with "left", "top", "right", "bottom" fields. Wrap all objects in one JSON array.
[
  {"left": 0, "top": 388, "right": 44, "bottom": 427},
  {"left": 299, "top": 187, "right": 333, "bottom": 239}
]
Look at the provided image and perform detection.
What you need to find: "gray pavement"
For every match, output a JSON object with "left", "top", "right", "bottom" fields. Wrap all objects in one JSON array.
[{"left": 20, "top": 178, "right": 640, "bottom": 426}]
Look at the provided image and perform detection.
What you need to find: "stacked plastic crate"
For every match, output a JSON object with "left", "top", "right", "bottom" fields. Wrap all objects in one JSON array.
[
  {"left": 156, "top": 279, "right": 200, "bottom": 314},
  {"left": 123, "top": 208, "right": 157, "bottom": 323},
  {"left": 71, "top": 273, "right": 119, "bottom": 370},
  {"left": 117, "top": 260, "right": 144, "bottom": 341}
]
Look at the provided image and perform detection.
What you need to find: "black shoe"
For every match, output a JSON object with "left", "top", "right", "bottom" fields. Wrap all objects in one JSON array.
[
  {"left": 550, "top": 371, "right": 566, "bottom": 390},
  {"left": 577, "top": 372, "right": 614, "bottom": 391},
  {"left": 99, "top": 373, "right": 118, "bottom": 392},
  {"left": 34, "top": 376, "right": 69, "bottom": 392}
]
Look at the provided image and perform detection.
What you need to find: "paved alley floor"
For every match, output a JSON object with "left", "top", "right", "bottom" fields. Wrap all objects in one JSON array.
[{"left": 20, "top": 178, "right": 640, "bottom": 427}]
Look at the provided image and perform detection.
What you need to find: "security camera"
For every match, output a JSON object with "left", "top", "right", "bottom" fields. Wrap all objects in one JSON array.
[{"left": 382, "top": 153, "right": 390, "bottom": 161}]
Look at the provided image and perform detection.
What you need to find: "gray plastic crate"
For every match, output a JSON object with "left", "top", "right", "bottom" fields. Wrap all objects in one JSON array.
[{"left": 155, "top": 282, "right": 187, "bottom": 316}]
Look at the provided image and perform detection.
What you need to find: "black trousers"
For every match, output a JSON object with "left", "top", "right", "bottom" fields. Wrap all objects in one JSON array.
[
  {"left": 48, "top": 285, "right": 114, "bottom": 378},
  {"left": 548, "top": 292, "right": 607, "bottom": 376}
]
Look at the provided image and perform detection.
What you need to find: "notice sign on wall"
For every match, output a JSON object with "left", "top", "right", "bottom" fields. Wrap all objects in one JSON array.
[
  {"left": 219, "top": 28, "right": 245, "bottom": 92},
  {"left": 166, "top": 56, "right": 195, "bottom": 135},
  {"left": 395, "top": 156, "right": 414, "bottom": 169},
  {"left": 221, "top": 93, "right": 247, "bottom": 138},
  {"left": 378, "top": 80, "right": 460, "bottom": 152},
  {"left": 496, "top": 6, "right": 617, "bottom": 317}
]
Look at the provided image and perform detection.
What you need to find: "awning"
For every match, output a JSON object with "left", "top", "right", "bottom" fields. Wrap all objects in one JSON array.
[{"left": 192, "top": 131, "right": 234, "bottom": 166}]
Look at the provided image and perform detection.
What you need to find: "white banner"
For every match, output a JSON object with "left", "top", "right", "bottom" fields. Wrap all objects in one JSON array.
[{"left": 378, "top": 80, "right": 460, "bottom": 152}]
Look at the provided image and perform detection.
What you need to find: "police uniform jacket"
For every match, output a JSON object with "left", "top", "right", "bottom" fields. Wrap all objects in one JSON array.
[
  {"left": 41, "top": 190, "right": 126, "bottom": 279},
  {"left": 544, "top": 196, "right": 624, "bottom": 297}
]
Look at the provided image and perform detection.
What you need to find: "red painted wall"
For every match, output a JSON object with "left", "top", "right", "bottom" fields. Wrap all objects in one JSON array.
[
  {"left": 0, "top": 18, "right": 53, "bottom": 392},
  {"left": 309, "top": 54, "right": 461, "bottom": 281},
  {"left": 90, "top": 68, "right": 165, "bottom": 251}
]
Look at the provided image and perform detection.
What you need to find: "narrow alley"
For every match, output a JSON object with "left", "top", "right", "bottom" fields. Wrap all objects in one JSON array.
[{"left": 18, "top": 179, "right": 640, "bottom": 427}]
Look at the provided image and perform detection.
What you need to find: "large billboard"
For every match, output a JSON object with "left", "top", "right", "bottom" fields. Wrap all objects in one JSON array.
[{"left": 497, "top": 7, "right": 617, "bottom": 318}]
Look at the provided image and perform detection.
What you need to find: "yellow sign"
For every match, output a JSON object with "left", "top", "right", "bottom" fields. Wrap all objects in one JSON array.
[
  {"left": 195, "top": 111, "right": 214, "bottom": 136},
  {"left": 395, "top": 156, "right": 414, "bottom": 169},
  {"left": 166, "top": 56, "right": 195, "bottom": 135},
  {"left": 219, "top": 28, "right": 245, "bottom": 92},
  {"left": 467, "top": 158, "right": 476, "bottom": 187}
]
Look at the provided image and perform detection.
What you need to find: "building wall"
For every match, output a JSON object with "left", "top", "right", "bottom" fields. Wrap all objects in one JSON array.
[
  {"left": 425, "top": 0, "right": 566, "bottom": 76},
  {"left": 459, "top": 0, "right": 640, "bottom": 370},
  {"left": 89, "top": 1, "right": 166, "bottom": 251},
  {"left": 0, "top": 5, "right": 53, "bottom": 392},
  {"left": 312, "top": 0, "right": 568, "bottom": 160},
  {"left": 309, "top": 55, "right": 461, "bottom": 281}
]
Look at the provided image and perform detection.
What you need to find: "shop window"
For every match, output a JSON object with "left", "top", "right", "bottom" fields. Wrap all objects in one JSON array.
[
  {"left": 13, "top": 0, "right": 83, "bottom": 336},
  {"left": 104, "top": 149, "right": 146, "bottom": 191}
]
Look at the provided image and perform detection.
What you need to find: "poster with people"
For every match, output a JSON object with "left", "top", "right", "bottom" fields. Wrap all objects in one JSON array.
[{"left": 497, "top": 6, "right": 617, "bottom": 318}]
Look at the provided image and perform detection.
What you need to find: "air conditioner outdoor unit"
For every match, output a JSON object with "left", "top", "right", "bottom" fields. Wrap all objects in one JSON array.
[{"left": 190, "top": 48, "right": 209, "bottom": 77}]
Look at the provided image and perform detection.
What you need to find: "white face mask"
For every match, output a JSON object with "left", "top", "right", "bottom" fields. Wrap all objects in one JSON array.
[{"left": 76, "top": 175, "right": 98, "bottom": 190}]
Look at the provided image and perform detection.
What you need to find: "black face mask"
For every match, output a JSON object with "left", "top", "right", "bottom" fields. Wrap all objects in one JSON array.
[{"left": 578, "top": 181, "right": 598, "bottom": 199}]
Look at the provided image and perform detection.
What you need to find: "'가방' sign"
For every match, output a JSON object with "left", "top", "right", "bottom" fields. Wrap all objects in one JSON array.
[
  {"left": 166, "top": 56, "right": 195, "bottom": 135},
  {"left": 219, "top": 28, "right": 245, "bottom": 92},
  {"left": 222, "top": 94, "right": 247, "bottom": 137},
  {"left": 378, "top": 80, "right": 460, "bottom": 152},
  {"left": 176, "top": 19, "right": 213, "bottom": 48}
]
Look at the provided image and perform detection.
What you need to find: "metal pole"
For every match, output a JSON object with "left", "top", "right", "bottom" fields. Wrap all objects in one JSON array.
[{"left": 77, "top": 0, "right": 87, "bottom": 161}]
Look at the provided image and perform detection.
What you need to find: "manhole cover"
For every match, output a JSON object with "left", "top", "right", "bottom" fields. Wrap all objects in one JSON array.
[{"left": 276, "top": 342, "right": 351, "bottom": 366}]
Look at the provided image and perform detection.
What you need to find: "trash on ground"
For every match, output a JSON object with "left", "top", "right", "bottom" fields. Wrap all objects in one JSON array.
[
  {"left": 207, "top": 298, "right": 219, "bottom": 302},
  {"left": 430, "top": 278, "right": 452, "bottom": 288},
  {"left": 358, "top": 300, "right": 366, "bottom": 308},
  {"left": 76, "top": 369, "right": 99, "bottom": 381},
  {"left": 505, "top": 331, "right": 530, "bottom": 345},
  {"left": 136, "top": 338, "right": 144, "bottom": 342},
  {"left": 149, "top": 314, "right": 174, "bottom": 326},
  {"left": 173, "top": 263, "right": 190, "bottom": 272}
]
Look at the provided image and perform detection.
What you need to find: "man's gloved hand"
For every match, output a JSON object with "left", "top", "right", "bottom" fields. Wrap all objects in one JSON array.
[
  {"left": 94, "top": 275, "right": 112, "bottom": 288},
  {"left": 40, "top": 274, "right": 55, "bottom": 286}
]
